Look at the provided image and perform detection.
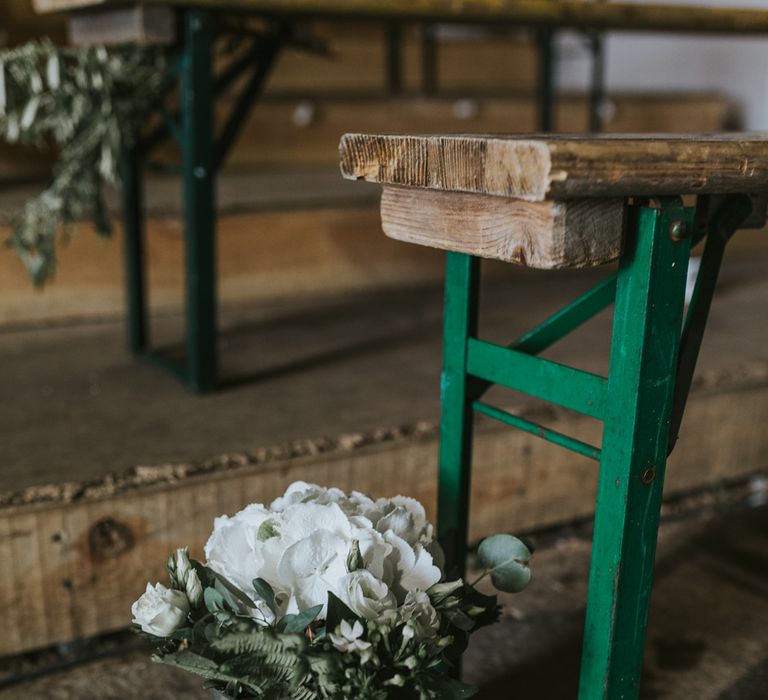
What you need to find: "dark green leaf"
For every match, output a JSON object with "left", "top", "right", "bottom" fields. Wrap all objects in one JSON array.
[
  {"left": 213, "top": 574, "right": 255, "bottom": 613},
  {"left": 325, "top": 591, "right": 357, "bottom": 633},
  {"left": 429, "top": 674, "right": 479, "bottom": 699},
  {"left": 169, "top": 626, "right": 194, "bottom": 641},
  {"left": 442, "top": 608, "right": 474, "bottom": 632},
  {"left": 205, "top": 587, "right": 226, "bottom": 614},
  {"left": 278, "top": 605, "right": 323, "bottom": 634},
  {"left": 251, "top": 578, "right": 278, "bottom": 617}
]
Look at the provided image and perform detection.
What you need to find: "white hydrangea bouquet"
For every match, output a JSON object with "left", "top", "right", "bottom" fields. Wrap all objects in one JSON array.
[{"left": 132, "top": 482, "right": 532, "bottom": 699}]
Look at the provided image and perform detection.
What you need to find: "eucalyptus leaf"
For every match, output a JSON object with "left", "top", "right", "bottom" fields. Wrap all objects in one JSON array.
[
  {"left": 279, "top": 604, "right": 323, "bottom": 634},
  {"left": 204, "top": 587, "right": 226, "bottom": 614},
  {"left": 477, "top": 534, "right": 532, "bottom": 593},
  {"left": 214, "top": 577, "right": 254, "bottom": 614},
  {"left": 251, "top": 578, "right": 278, "bottom": 617}
]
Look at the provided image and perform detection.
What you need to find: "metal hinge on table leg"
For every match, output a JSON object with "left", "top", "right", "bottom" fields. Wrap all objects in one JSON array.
[{"left": 667, "top": 193, "right": 764, "bottom": 454}]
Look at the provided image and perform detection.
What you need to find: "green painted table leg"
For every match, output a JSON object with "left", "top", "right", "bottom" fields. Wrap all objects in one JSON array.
[
  {"left": 579, "top": 203, "right": 694, "bottom": 699},
  {"left": 121, "top": 147, "right": 147, "bottom": 356},
  {"left": 438, "top": 252, "right": 480, "bottom": 581},
  {"left": 181, "top": 9, "right": 218, "bottom": 393}
]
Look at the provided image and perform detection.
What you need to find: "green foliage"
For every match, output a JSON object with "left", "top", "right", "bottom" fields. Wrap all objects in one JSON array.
[
  {"left": 0, "top": 40, "right": 168, "bottom": 284},
  {"left": 278, "top": 604, "right": 323, "bottom": 634},
  {"left": 476, "top": 534, "right": 533, "bottom": 593},
  {"left": 146, "top": 550, "right": 519, "bottom": 699},
  {"left": 251, "top": 578, "right": 278, "bottom": 617},
  {"left": 325, "top": 591, "right": 357, "bottom": 632}
]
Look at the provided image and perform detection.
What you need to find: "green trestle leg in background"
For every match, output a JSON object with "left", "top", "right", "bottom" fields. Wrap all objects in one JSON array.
[
  {"left": 436, "top": 197, "right": 748, "bottom": 699},
  {"left": 119, "top": 9, "right": 286, "bottom": 392}
]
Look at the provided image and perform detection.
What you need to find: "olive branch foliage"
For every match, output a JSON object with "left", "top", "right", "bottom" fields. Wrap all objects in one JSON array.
[{"left": 0, "top": 40, "right": 168, "bottom": 285}]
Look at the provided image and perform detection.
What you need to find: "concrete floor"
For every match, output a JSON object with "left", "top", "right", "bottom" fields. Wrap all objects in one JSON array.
[
  {"left": 1, "top": 487, "right": 766, "bottom": 699},
  {"left": 1, "top": 246, "right": 767, "bottom": 698},
  {"left": 3, "top": 250, "right": 768, "bottom": 494}
]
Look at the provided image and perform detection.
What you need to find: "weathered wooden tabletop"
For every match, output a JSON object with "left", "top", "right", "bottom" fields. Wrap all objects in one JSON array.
[
  {"left": 340, "top": 133, "right": 768, "bottom": 269},
  {"left": 32, "top": 0, "right": 768, "bottom": 34},
  {"left": 340, "top": 133, "right": 768, "bottom": 201}
]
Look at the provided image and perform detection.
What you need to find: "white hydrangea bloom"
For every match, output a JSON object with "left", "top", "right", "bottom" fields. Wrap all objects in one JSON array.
[
  {"left": 277, "top": 529, "right": 349, "bottom": 613},
  {"left": 203, "top": 482, "right": 444, "bottom": 623}
]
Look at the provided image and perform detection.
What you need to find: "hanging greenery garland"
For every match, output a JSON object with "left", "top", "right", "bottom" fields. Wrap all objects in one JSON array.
[{"left": 0, "top": 40, "right": 168, "bottom": 285}]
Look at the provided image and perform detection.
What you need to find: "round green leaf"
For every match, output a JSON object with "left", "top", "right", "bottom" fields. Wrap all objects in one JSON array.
[{"left": 477, "top": 534, "right": 532, "bottom": 593}]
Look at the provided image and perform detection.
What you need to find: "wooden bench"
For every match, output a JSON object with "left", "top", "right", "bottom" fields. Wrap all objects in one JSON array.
[
  {"left": 33, "top": 1, "right": 768, "bottom": 392},
  {"left": 340, "top": 131, "right": 767, "bottom": 699}
]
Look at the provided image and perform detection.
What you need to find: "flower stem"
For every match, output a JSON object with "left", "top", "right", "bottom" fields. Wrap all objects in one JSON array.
[{"left": 469, "top": 569, "right": 489, "bottom": 587}]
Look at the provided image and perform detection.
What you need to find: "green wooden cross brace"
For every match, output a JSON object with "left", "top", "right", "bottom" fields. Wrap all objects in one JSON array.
[{"left": 340, "top": 132, "right": 768, "bottom": 698}]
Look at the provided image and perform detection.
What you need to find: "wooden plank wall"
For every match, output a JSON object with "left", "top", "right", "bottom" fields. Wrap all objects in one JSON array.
[
  {"left": 1, "top": 371, "right": 766, "bottom": 655},
  {"left": 187, "top": 93, "right": 733, "bottom": 168}
]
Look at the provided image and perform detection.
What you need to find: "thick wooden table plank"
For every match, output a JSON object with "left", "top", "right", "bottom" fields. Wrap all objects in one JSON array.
[
  {"left": 340, "top": 133, "right": 768, "bottom": 201},
  {"left": 33, "top": 0, "right": 768, "bottom": 35}
]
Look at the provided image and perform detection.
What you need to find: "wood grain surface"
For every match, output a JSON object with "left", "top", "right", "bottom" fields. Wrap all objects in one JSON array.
[
  {"left": 32, "top": 0, "right": 768, "bottom": 35},
  {"left": 2, "top": 372, "right": 766, "bottom": 655},
  {"left": 381, "top": 186, "right": 625, "bottom": 268},
  {"left": 341, "top": 133, "right": 768, "bottom": 201}
]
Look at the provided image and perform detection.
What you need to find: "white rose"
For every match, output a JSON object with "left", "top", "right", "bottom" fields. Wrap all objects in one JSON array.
[
  {"left": 398, "top": 590, "right": 440, "bottom": 641},
  {"left": 131, "top": 582, "right": 189, "bottom": 637},
  {"left": 277, "top": 529, "right": 349, "bottom": 615},
  {"left": 341, "top": 570, "right": 397, "bottom": 620}
]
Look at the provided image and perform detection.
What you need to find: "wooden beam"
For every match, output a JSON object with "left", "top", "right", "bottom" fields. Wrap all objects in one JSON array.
[
  {"left": 68, "top": 5, "right": 175, "bottom": 46},
  {"left": 341, "top": 133, "right": 768, "bottom": 201},
  {"left": 381, "top": 186, "right": 625, "bottom": 268},
  {"left": 1, "top": 370, "right": 766, "bottom": 655},
  {"left": 32, "top": 0, "right": 768, "bottom": 35}
]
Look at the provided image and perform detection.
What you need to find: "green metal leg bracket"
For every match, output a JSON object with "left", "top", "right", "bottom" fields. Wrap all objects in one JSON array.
[
  {"left": 438, "top": 252, "right": 480, "bottom": 581},
  {"left": 181, "top": 9, "right": 218, "bottom": 393},
  {"left": 579, "top": 203, "right": 693, "bottom": 699},
  {"left": 435, "top": 196, "right": 749, "bottom": 695}
]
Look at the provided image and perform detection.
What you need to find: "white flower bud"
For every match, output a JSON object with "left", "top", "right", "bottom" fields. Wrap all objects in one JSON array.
[
  {"left": 175, "top": 547, "right": 192, "bottom": 583},
  {"left": 185, "top": 569, "right": 203, "bottom": 607}
]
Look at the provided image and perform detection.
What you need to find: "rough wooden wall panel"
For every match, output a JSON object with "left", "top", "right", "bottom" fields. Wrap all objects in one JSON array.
[{"left": 1, "top": 374, "right": 766, "bottom": 655}]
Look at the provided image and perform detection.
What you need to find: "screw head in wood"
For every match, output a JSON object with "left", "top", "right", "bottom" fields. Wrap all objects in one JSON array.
[
  {"left": 668, "top": 220, "right": 687, "bottom": 242},
  {"left": 641, "top": 467, "right": 656, "bottom": 485}
]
